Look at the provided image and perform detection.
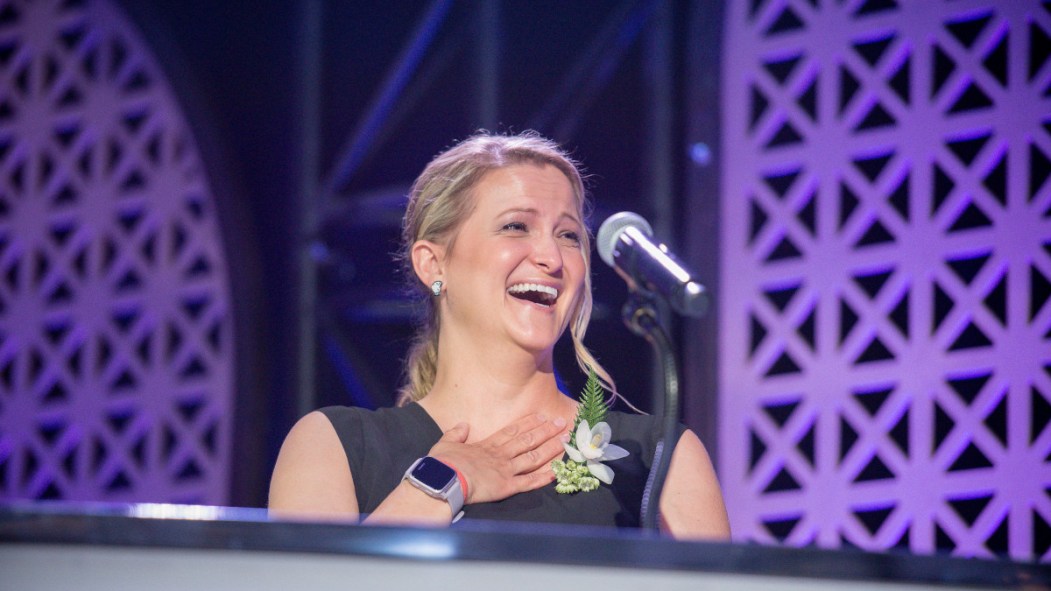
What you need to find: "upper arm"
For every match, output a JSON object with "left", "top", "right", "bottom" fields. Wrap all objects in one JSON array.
[
  {"left": 268, "top": 410, "right": 360, "bottom": 520},
  {"left": 659, "top": 429, "right": 731, "bottom": 540}
]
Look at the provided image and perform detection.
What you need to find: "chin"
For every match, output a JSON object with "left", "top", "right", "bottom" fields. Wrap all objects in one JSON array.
[
  {"left": 507, "top": 330, "right": 559, "bottom": 355},
  {"left": 515, "top": 339, "right": 558, "bottom": 356}
]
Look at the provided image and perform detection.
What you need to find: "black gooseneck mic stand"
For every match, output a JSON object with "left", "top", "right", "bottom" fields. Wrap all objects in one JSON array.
[
  {"left": 596, "top": 211, "right": 707, "bottom": 533},
  {"left": 623, "top": 291, "right": 682, "bottom": 533}
]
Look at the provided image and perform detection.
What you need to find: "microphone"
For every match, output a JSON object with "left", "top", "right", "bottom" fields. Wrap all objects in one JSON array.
[{"left": 596, "top": 212, "right": 708, "bottom": 318}]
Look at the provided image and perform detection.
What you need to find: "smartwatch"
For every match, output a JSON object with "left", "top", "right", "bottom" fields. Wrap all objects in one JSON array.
[{"left": 403, "top": 456, "right": 464, "bottom": 517}]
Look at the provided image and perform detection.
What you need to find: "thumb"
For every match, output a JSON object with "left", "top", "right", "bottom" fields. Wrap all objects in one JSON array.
[{"left": 442, "top": 421, "right": 469, "bottom": 443}]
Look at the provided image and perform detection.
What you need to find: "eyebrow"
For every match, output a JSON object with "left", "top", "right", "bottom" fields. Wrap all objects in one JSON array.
[{"left": 498, "top": 207, "right": 582, "bottom": 226}]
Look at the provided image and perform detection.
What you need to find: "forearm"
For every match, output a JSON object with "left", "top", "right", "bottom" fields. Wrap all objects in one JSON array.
[{"left": 362, "top": 480, "right": 457, "bottom": 526}]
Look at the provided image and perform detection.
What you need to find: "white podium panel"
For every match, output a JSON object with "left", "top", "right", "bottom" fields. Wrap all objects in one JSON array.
[{"left": 0, "top": 504, "right": 1044, "bottom": 591}]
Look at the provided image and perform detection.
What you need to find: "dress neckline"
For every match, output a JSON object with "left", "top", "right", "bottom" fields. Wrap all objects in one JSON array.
[{"left": 404, "top": 402, "right": 444, "bottom": 437}]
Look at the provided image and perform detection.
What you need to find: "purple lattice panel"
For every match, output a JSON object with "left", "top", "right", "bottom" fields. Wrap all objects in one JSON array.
[
  {"left": 0, "top": 0, "right": 233, "bottom": 504},
  {"left": 720, "top": 0, "right": 1051, "bottom": 561}
]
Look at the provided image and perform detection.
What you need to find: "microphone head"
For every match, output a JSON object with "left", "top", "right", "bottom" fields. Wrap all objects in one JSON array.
[{"left": 596, "top": 212, "right": 653, "bottom": 267}]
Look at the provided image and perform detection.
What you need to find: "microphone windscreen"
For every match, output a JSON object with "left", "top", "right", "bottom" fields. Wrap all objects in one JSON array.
[{"left": 596, "top": 212, "right": 653, "bottom": 267}]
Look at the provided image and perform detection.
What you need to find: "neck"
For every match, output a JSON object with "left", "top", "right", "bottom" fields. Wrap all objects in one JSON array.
[{"left": 418, "top": 328, "right": 576, "bottom": 441}]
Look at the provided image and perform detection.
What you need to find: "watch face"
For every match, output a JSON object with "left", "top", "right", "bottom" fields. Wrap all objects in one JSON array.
[{"left": 412, "top": 457, "right": 456, "bottom": 492}]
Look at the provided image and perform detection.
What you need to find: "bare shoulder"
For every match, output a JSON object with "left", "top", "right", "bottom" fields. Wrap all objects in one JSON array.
[
  {"left": 268, "top": 410, "right": 359, "bottom": 520},
  {"left": 660, "top": 428, "right": 731, "bottom": 540}
]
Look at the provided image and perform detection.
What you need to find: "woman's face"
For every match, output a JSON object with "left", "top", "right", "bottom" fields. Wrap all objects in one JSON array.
[{"left": 439, "top": 163, "right": 586, "bottom": 356}]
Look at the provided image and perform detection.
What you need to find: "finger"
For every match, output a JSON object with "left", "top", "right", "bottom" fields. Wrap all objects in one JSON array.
[
  {"left": 511, "top": 432, "right": 567, "bottom": 475},
  {"left": 485, "top": 413, "right": 546, "bottom": 447},
  {"left": 503, "top": 417, "right": 566, "bottom": 458},
  {"left": 510, "top": 463, "right": 557, "bottom": 493}
]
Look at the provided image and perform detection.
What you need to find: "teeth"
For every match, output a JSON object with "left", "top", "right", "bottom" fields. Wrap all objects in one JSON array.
[{"left": 508, "top": 283, "right": 558, "bottom": 300}]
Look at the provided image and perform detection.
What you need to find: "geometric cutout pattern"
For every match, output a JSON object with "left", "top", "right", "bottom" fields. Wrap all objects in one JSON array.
[
  {"left": 720, "top": 0, "right": 1051, "bottom": 561},
  {"left": 0, "top": 0, "right": 233, "bottom": 504}
]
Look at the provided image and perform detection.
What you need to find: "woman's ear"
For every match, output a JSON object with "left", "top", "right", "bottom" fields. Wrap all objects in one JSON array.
[{"left": 410, "top": 239, "right": 445, "bottom": 287}]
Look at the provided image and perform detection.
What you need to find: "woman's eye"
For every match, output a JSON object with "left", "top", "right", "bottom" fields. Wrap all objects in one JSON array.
[
  {"left": 503, "top": 222, "right": 527, "bottom": 232},
  {"left": 561, "top": 231, "right": 581, "bottom": 244}
]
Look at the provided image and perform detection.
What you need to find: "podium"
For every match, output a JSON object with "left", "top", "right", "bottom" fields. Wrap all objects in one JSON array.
[{"left": 1, "top": 503, "right": 1046, "bottom": 590}]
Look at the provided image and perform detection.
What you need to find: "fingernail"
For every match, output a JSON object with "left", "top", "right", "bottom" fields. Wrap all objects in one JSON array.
[
  {"left": 553, "top": 417, "right": 566, "bottom": 428},
  {"left": 559, "top": 433, "right": 570, "bottom": 443}
]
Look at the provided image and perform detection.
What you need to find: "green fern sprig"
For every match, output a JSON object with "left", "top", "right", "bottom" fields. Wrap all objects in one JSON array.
[{"left": 573, "top": 368, "right": 608, "bottom": 435}]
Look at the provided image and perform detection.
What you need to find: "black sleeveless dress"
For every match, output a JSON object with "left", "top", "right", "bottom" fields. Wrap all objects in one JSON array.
[{"left": 319, "top": 403, "right": 684, "bottom": 529}]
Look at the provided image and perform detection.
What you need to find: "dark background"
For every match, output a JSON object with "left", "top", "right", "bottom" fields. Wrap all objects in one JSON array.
[{"left": 121, "top": 0, "right": 720, "bottom": 507}]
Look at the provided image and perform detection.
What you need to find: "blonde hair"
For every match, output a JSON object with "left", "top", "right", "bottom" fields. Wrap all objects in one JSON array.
[{"left": 397, "top": 130, "right": 614, "bottom": 405}]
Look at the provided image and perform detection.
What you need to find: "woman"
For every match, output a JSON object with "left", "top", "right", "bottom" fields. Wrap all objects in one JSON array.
[{"left": 269, "top": 131, "right": 730, "bottom": 539}]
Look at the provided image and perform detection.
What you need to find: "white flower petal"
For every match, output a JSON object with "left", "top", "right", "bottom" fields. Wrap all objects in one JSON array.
[
  {"left": 564, "top": 442, "right": 584, "bottom": 463},
  {"left": 600, "top": 443, "right": 629, "bottom": 462},
  {"left": 593, "top": 421, "right": 612, "bottom": 444},
  {"left": 576, "top": 421, "right": 604, "bottom": 460},
  {"left": 581, "top": 445, "right": 604, "bottom": 460},
  {"left": 587, "top": 460, "right": 614, "bottom": 485},
  {"left": 574, "top": 420, "right": 592, "bottom": 452}
]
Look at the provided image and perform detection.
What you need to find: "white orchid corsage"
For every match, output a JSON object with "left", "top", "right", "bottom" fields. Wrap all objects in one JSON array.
[{"left": 552, "top": 369, "right": 629, "bottom": 493}]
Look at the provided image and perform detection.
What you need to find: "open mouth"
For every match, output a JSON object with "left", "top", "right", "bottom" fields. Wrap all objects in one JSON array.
[{"left": 508, "top": 283, "right": 558, "bottom": 307}]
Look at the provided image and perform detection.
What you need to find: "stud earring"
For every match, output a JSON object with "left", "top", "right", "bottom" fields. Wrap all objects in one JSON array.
[{"left": 431, "top": 280, "right": 443, "bottom": 297}]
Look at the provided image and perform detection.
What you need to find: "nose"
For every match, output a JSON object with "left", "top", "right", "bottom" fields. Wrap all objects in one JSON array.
[{"left": 531, "top": 234, "right": 564, "bottom": 274}]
